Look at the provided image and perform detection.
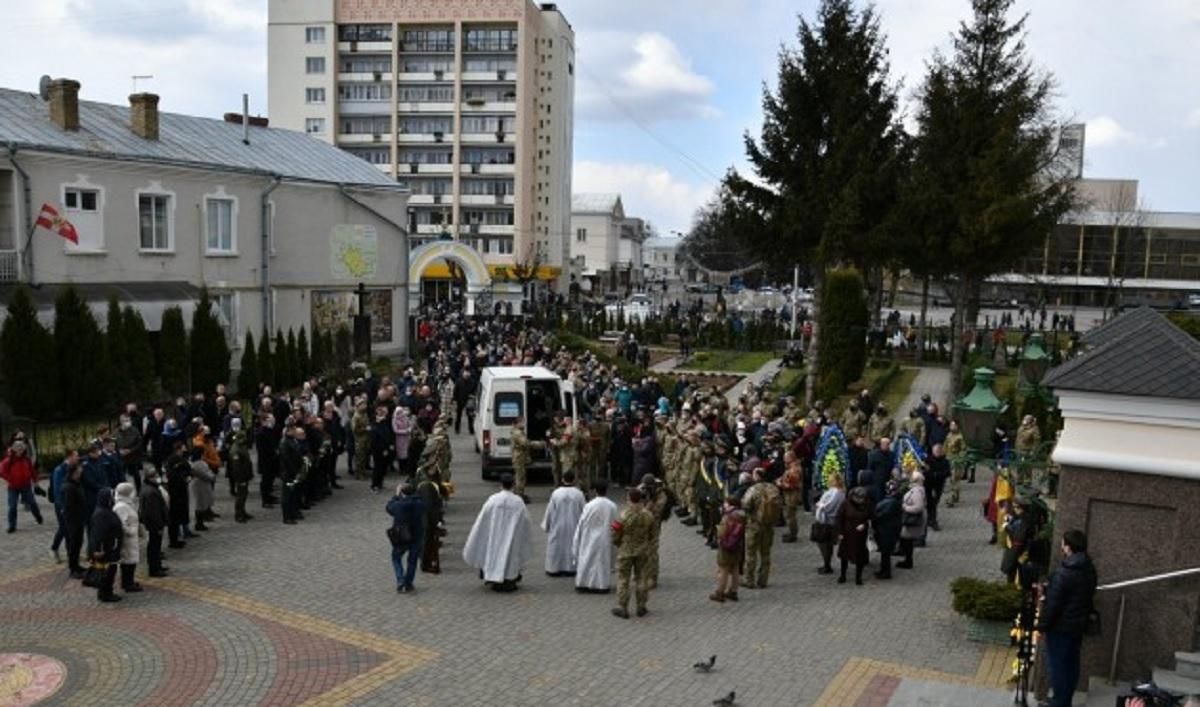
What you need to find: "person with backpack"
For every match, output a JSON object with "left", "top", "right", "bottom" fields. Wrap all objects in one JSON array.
[
  {"left": 740, "top": 466, "right": 782, "bottom": 589},
  {"left": 710, "top": 496, "right": 746, "bottom": 603}
]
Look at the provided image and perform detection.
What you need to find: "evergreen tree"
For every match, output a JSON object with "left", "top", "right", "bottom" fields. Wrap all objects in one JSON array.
[
  {"left": 310, "top": 328, "right": 326, "bottom": 375},
  {"left": 817, "top": 268, "right": 870, "bottom": 401},
  {"left": 286, "top": 328, "right": 300, "bottom": 387},
  {"left": 159, "top": 306, "right": 190, "bottom": 396},
  {"left": 334, "top": 324, "right": 352, "bottom": 371},
  {"left": 0, "top": 285, "right": 55, "bottom": 418},
  {"left": 257, "top": 330, "right": 274, "bottom": 389},
  {"left": 189, "top": 288, "right": 231, "bottom": 395},
  {"left": 910, "top": 0, "right": 1075, "bottom": 393},
  {"left": 122, "top": 307, "right": 156, "bottom": 402},
  {"left": 322, "top": 327, "right": 336, "bottom": 373},
  {"left": 724, "top": 0, "right": 903, "bottom": 404},
  {"left": 237, "top": 331, "right": 259, "bottom": 397},
  {"left": 53, "top": 285, "right": 108, "bottom": 415},
  {"left": 297, "top": 327, "right": 311, "bottom": 380},
  {"left": 105, "top": 295, "right": 131, "bottom": 406},
  {"left": 273, "top": 329, "right": 288, "bottom": 388}
]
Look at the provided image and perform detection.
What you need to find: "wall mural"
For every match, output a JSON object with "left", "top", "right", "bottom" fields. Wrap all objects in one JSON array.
[
  {"left": 330, "top": 224, "right": 379, "bottom": 280},
  {"left": 311, "top": 289, "right": 393, "bottom": 344}
]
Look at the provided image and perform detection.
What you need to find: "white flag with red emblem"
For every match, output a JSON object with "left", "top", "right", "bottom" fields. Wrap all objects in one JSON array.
[{"left": 35, "top": 203, "right": 79, "bottom": 244}]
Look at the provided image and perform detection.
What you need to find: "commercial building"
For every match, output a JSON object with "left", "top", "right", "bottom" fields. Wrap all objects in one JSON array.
[
  {"left": 268, "top": 0, "right": 575, "bottom": 308},
  {"left": 0, "top": 78, "right": 411, "bottom": 357}
]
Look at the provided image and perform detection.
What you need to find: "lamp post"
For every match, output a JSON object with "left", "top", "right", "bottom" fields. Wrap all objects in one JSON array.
[
  {"left": 1018, "top": 332, "right": 1052, "bottom": 396},
  {"left": 952, "top": 367, "right": 1006, "bottom": 459}
]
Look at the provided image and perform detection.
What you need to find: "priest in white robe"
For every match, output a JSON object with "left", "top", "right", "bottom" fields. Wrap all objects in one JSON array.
[
  {"left": 541, "top": 471, "right": 586, "bottom": 576},
  {"left": 572, "top": 479, "right": 619, "bottom": 592},
  {"left": 463, "top": 473, "right": 534, "bottom": 592}
]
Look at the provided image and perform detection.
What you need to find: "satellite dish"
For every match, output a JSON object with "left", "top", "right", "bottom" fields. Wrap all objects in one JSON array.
[{"left": 38, "top": 75, "right": 52, "bottom": 101}]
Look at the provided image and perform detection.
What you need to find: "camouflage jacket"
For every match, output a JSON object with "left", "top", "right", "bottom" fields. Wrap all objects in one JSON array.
[{"left": 612, "top": 504, "right": 655, "bottom": 560}]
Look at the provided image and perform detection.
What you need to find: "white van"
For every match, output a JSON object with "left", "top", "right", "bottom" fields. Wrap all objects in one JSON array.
[{"left": 475, "top": 366, "right": 575, "bottom": 480}]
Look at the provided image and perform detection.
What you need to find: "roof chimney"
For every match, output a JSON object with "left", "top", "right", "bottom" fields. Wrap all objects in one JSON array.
[
  {"left": 47, "top": 79, "right": 81, "bottom": 131},
  {"left": 129, "top": 93, "right": 159, "bottom": 140}
]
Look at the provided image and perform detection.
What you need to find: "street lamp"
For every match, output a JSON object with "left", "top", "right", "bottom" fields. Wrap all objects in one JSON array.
[
  {"left": 1018, "top": 332, "right": 1051, "bottom": 391},
  {"left": 953, "top": 367, "right": 1006, "bottom": 457}
]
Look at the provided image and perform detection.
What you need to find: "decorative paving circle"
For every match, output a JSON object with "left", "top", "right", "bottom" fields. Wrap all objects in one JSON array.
[{"left": 0, "top": 654, "right": 67, "bottom": 707}]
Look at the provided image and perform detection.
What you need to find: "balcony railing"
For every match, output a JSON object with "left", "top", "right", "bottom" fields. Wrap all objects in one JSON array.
[
  {"left": 400, "top": 41, "right": 455, "bottom": 53},
  {"left": 464, "top": 41, "right": 518, "bottom": 52}
]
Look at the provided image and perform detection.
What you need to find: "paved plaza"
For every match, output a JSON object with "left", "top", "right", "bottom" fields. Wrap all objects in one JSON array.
[{"left": 2, "top": 422, "right": 1017, "bottom": 706}]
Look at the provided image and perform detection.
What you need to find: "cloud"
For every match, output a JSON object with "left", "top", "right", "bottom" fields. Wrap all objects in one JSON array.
[
  {"left": 1188, "top": 108, "right": 1200, "bottom": 129},
  {"left": 576, "top": 31, "right": 718, "bottom": 122},
  {"left": 56, "top": 0, "right": 264, "bottom": 43},
  {"left": 573, "top": 160, "right": 715, "bottom": 234},
  {"left": 1086, "top": 116, "right": 1166, "bottom": 149}
]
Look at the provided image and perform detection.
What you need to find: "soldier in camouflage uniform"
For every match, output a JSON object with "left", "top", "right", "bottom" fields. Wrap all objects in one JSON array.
[
  {"left": 610, "top": 487, "right": 655, "bottom": 619},
  {"left": 840, "top": 399, "right": 867, "bottom": 440},
  {"left": 639, "top": 474, "right": 670, "bottom": 590},
  {"left": 549, "top": 411, "right": 568, "bottom": 485},
  {"left": 551, "top": 426, "right": 576, "bottom": 487},
  {"left": 510, "top": 417, "right": 542, "bottom": 502},
  {"left": 573, "top": 418, "right": 593, "bottom": 491},
  {"left": 944, "top": 420, "right": 967, "bottom": 506},
  {"left": 741, "top": 467, "right": 782, "bottom": 589},
  {"left": 351, "top": 401, "right": 371, "bottom": 480},
  {"left": 419, "top": 420, "right": 452, "bottom": 483},
  {"left": 899, "top": 408, "right": 927, "bottom": 449},
  {"left": 661, "top": 424, "right": 681, "bottom": 507},
  {"left": 696, "top": 441, "right": 724, "bottom": 547},
  {"left": 868, "top": 403, "right": 896, "bottom": 445},
  {"left": 1014, "top": 415, "right": 1042, "bottom": 486},
  {"left": 679, "top": 430, "right": 704, "bottom": 526},
  {"left": 226, "top": 418, "right": 254, "bottom": 523},
  {"left": 589, "top": 416, "right": 610, "bottom": 482}
]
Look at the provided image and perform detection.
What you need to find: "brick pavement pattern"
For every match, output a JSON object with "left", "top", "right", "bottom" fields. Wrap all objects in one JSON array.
[{"left": 1, "top": 370, "right": 1009, "bottom": 706}]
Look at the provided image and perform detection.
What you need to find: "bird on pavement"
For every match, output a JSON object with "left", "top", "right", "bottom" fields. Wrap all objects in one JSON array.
[
  {"left": 712, "top": 690, "right": 736, "bottom": 706},
  {"left": 693, "top": 655, "right": 717, "bottom": 673}
]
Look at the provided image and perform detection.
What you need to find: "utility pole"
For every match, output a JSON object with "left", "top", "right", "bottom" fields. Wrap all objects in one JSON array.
[{"left": 790, "top": 264, "right": 799, "bottom": 339}]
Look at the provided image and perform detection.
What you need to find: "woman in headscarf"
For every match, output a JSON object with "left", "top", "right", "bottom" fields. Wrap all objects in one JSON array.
[
  {"left": 898, "top": 471, "right": 927, "bottom": 569},
  {"left": 835, "top": 486, "right": 873, "bottom": 586},
  {"left": 88, "top": 488, "right": 124, "bottom": 602},
  {"left": 811, "top": 473, "right": 845, "bottom": 575},
  {"left": 113, "top": 482, "right": 143, "bottom": 593}
]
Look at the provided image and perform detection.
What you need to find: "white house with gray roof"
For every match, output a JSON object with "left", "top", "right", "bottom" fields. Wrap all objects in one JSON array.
[
  {"left": 570, "top": 193, "right": 648, "bottom": 293},
  {"left": 0, "top": 77, "right": 411, "bottom": 366}
]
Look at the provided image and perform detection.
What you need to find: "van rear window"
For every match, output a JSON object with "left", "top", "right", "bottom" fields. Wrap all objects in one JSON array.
[{"left": 494, "top": 392, "right": 523, "bottom": 424}]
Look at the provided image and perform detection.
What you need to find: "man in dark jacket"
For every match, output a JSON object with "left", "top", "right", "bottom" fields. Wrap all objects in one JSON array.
[
  {"left": 925, "top": 444, "right": 950, "bottom": 531},
  {"left": 861, "top": 438, "right": 893, "bottom": 504},
  {"left": 278, "top": 426, "right": 305, "bottom": 524},
  {"left": 1037, "top": 530, "right": 1097, "bottom": 707},
  {"left": 387, "top": 483, "right": 427, "bottom": 592},
  {"left": 452, "top": 369, "right": 475, "bottom": 435},
  {"left": 88, "top": 488, "right": 124, "bottom": 602},
  {"left": 116, "top": 415, "right": 145, "bottom": 493},
  {"left": 61, "top": 459, "right": 88, "bottom": 579},
  {"left": 164, "top": 440, "right": 192, "bottom": 547},
  {"left": 255, "top": 413, "right": 281, "bottom": 508},
  {"left": 139, "top": 468, "right": 170, "bottom": 577}
]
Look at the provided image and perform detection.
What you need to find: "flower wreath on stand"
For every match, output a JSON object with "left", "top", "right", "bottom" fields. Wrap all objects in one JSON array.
[
  {"left": 892, "top": 432, "right": 927, "bottom": 487},
  {"left": 813, "top": 423, "right": 850, "bottom": 491}
]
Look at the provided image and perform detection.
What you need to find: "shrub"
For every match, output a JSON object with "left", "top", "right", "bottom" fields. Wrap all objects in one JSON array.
[
  {"left": 54, "top": 285, "right": 108, "bottom": 415},
  {"left": 297, "top": 327, "right": 311, "bottom": 379},
  {"left": 105, "top": 295, "right": 130, "bottom": 406},
  {"left": 190, "top": 288, "right": 231, "bottom": 395},
  {"left": 237, "top": 331, "right": 258, "bottom": 396},
  {"left": 950, "top": 577, "right": 1022, "bottom": 622},
  {"left": 256, "top": 330, "right": 274, "bottom": 389},
  {"left": 122, "top": 307, "right": 157, "bottom": 402},
  {"left": 158, "top": 306, "right": 190, "bottom": 396},
  {"left": 310, "top": 328, "right": 326, "bottom": 375},
  {"left": 0, "top": 284, "right": 55, "bottom": 419},
  {"left": 334, "top": 324, "right": 352, "bottom": 371},
  {"left": 818, "top": 268, "right": 869, "bottom": 400}
]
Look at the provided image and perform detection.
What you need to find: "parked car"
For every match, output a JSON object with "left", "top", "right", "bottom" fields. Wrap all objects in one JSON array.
[
  {"left": 758, "top": 285, "right": 778, "bottom": 295},
  {"left": 1188, "top": 293, "right": 1200, "bottom": 309}
]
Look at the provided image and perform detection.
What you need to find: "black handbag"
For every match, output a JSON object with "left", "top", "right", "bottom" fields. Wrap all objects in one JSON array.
[
  {"left": 809, "top": 522, "right": 832, "bottom": 543},
  {"left": 81, "top": 561, "right": 106, "bottom": 588},
  {"left": 387, "top": 523, "right": 413, "bottom": 548},
  {"left": 902, "top": 511, "right": 923, "bottom": 527}
]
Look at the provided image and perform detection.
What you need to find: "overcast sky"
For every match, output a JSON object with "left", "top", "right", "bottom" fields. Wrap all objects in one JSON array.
[{"left": 2, "top": 0, "right": 1196, "bottom": 238}]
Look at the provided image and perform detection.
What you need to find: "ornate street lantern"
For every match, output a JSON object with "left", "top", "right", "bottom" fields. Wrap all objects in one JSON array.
[
  {"left": 953, "top": 367, "right": 1006, "bottom": 455},
  {"left": 1019, "top": 333, "right": 1051, "bottom": 389}
]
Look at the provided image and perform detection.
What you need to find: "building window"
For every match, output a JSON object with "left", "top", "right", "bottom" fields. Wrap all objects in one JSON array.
[
  {"left": 138, "top": 193, "right": 171, "bottom": 251},
  {"left": 305, "top": 57, "right": 326, "bottom": 74},
  {"left": 1182, "top": 254, "right": 1200, "bottom": 266},
  {"left": 497, "top": 238, "right": 514, "bottom": 255},
  {"left": 64, "top": 188, "right": 99, "bottom": 212},
  {"left": 305, "top": 88, "right": 326, "bottom": 104},
  {"left": 305, "top": 118, "right": 325, "bottom": 134},
  {"left": 576, "top": 228, "right": 587, "bottom": 243},
  {"left": 305, "top": 26, "right": 325, "bottom": 43},
  {"left": 338, "top": 82, "right": 392, "bottom": 101},
  {"left": 205, "top": 197, "right": 235, "bottom": 253},
  {"left": 212, "top": 292, "right": 238, "bottom": 345}
]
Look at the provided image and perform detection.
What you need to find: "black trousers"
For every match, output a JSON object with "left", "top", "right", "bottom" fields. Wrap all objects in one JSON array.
[
  {"left": 233, "top": 482, "right": 249, "bottom": 519},
  {"left": 281, "top": 482, "right": 300, "bottom": 521},
  {"left": 371, "top": 451, "right": 391, "bottom": 490},
  {"left": 146, "top": 529, "right": 163, "bottom": 571},
  {"left": 927, "top": 489, "right": 942, "bottom": 527},
  {"left": 120, "top": 562, "right": 138, "bottom": 589},
  {"left": 259, "top": 455, "right": 278, "bottom": 503},
  {"left": 65, "top": 525, "right": 84, "bottom": 573},
  {"left": 98, "top": 563, "right": 118, "bottom": 598},
  {"left": 899, "top": 538, "right": 915, "bottom": 564},
  {"left": 124, "top": 462, "right": 142, "bottom": 493}
]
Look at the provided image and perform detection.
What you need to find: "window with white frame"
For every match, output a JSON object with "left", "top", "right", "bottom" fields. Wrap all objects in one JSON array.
[
  {"left": 212, "top": 292, "right": 238, "bottom": 344},
  {"left": 305, "top": 118, "right": 325, "bottom": 135},
  {"left": 138, "top": 193, "right": 171, "bottom": 251},
  {"left": 305, "top": 26, "right": 325, "bottom": 43},
  {"left": 576, "top": 228, "right": 587, "bottom": 242},
  {"left": 305, "top": 87, "right": 325, "bottom": 104},
  {"left": 205, "top": 197, "right": 235, "bottom": 253},
  {"left": 64, "top": 188, "right": 99, "bottom": 212},
  {"left": 305, "top": 57, "right": 325, "bottom": 74}
]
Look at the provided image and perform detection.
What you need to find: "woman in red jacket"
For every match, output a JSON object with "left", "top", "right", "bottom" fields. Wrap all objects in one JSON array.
[{"left": 2, "top": 440, "right": 43, "bottom": 533}]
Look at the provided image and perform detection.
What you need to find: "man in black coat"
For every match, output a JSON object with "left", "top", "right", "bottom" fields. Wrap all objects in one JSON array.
[
  {"left": 255, "top": 413, "right": 281, "bottom": 508},
  {"left": 452, "top": 369, "right": 475, "bottom": 435},
  {"left": 61, "top": 460, "right": 88, "bottom": 579},
  {"left": 847, "top": 435, "right": 869, "bottom": 490},
  {"left": 925, "top": 444, "right": 950, "bottom": 531},
  {"left": 278, "top": 426, "right": 305, "bottom": 525},
  {"left": 164, "top": 441, "right": 192, "bottom": 547},
  {"left": 88, "top": 488, "right": 123, "bottom": 602},
  {"left": 862, "top": 437, "right": 893, "bottom": 504},
  {"left": 1037, "top": 530, "right": 1097, "bottom": 707},
  {"left": 139, "top": 468, "right": 170, "bottom": 577}
]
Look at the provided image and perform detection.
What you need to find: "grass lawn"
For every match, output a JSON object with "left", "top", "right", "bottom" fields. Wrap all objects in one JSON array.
[
  {"left": 679, "top": 350, "right": 774, "bottom": 373},
  {"left": 880, "top": 367, "right": 920, "bottom": 413},
  {"left": 769, "top": 367, "right": 805, "bottom": 396}
]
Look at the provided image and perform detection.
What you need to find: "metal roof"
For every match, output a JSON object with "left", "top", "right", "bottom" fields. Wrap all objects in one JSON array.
[
  {"left": 1044, "top": 308, "right": 1200, "bottom": 399},
  {"left": 644, "top": 236, "right": 681, "bottom": 249},
  {"left": 572, "top": 193, "right": 622, "bottom": 214},
  {"left": 0, "top": 87, "right": 401, "bottom": 188},
  {"left": 1080, "top": 306, "right": 1163, "bottom": 347}
]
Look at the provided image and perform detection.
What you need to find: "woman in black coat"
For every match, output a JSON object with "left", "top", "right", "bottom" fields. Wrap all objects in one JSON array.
[
  {"left": 872, "top": 481, "right": 903, "bottom": 580},
  {"left": 61, "top": 463, "right": 88, "bottom": 579},
  {"left": 836, "top": 486, "right": 874, "bottom": 586},
  {"left": 88, "top": 488, "right": 124, "bottom": 602}
]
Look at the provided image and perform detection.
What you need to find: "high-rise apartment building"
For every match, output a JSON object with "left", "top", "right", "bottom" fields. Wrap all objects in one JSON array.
[{"left": 268, "top": 0, "right": 575, "bottom": 297}]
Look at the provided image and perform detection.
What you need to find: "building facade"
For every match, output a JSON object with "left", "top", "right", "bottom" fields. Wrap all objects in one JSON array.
[
  {"left": 569, "top": 193, "right": 621, "bottom": 292},
  {"left": 0, "top": 80, "right": 411, "bottom": 361},
  {"left": 643, "top": 236, "right": 681, "bottom": 284},
  {"left": 268, "top": 0, "right": 575, "bottom": 302}
]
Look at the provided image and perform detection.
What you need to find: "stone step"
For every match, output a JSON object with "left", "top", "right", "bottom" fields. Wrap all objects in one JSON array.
[
  {"left": 1177, "top": 651, "right": 1200, "bottom": 680},
  {"left": 1154, "top": 667, "right": 1200, "bottom": 696}
]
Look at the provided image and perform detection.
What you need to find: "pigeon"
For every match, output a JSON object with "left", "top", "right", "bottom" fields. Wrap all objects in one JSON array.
[
  {"left": 713, "top": 691, "right": 736, "bottom": 707},
  {"left": 693, "top": 655, "right": 717, "bottom": 673}
]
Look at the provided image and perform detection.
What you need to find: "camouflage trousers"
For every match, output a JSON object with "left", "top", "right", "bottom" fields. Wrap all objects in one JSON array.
[
  {"left": 353, "top": 442, "right": 370, "bottom": 479},
  {"left": 615, "top": 555, "right": 649, "bottom": 612},
  {"left": 575, "top": 461, "right": 592, "bottom": 492},
  {"left": 743, "top": 523, "right": 774, "bottom": 587},
  {"left": 681, "top": 474, "right": 699, "bottom": 517},
  {"left": 513, "top": 461, "right": 527, "bottom": 496},
  {"left": 646, "top": 534, "right": 661, "bottom": 588},
  {"left": 782, "top": 489, "right": 801, "bottom": 538},
  {"left": 948, "top": 461, "right": 965, "bottom": 506}
]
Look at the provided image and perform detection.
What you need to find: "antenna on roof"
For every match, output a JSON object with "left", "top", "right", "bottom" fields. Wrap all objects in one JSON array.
[
  {"left": 131, "top": 74, "right": 153, "bottom": 93},
  {"left": 242, "top": 93, "right": 250, "bottom": 145},
  {"left": 38, "top": 75, "right": 52, "bottom": 101}
]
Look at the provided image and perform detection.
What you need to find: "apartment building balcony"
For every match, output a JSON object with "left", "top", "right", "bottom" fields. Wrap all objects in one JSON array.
[
  {"left": 461, "top": 99, "right": 517, "bottom": 113},
  {"left": 414, "top": 223, "right": 455, "bottom": 236},
  {"left": 337, "top": 133, "right": 390, "bottom": 145},
  {"left": 462, "top": 224, "right": 515, "bottom": 237},
  {"left": 338, "top": 41, "right": 392, "bottom": 53},
  {"left": 459, "top": 194, "right": 514, "bottom": 206},
  {"left": 399, "top": 40, "right": 455, "bottom": 54},
  {"left": 397, "top": 131, "right": 454, "bottom": 144},
  {"left": 407, "top": 194, "right": 452, "bottom": 206},
  {"left": 339, "top": 100, "right": 392, "bottom": 116},
  {"left": 463, "top": 40, "right": 518, "bottom": 53},
  {"left": 460, "top": 131, "right": 512, "bottom": 145},
  {"left": 337, "top": 72, "right": 393, "bottom": 83},
  {"left": 403, "top": 162, "right": 454, "bottom": 175},
  {"left": 396, "top": 101, "right": 456, "bottom": 113},
  {"left": 461, "top": 162, "right": 515, "bottom": 175},
  {"left": 460, "top": 70, "right": 515, "bottom": 83},
  {"left": 397, "top": 71, "right": 456, "bottom": 83}
]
